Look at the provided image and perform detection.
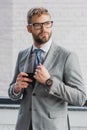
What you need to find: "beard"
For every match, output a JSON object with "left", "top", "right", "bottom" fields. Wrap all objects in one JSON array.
[{"left": 32, "top": 31, "right": 52, "bottom": 45}]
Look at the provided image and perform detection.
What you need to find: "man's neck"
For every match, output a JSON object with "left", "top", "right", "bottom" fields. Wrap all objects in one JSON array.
[
  {"left": 32, "top": 37, "right": 52, "bottom": 53},
  {"left": 34, "top": 42, "right": 46, "bottom": 48}
]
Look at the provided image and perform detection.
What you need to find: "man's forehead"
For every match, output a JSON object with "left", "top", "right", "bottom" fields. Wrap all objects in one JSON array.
[{"left": 31, "top": 14, "right": 51, "bottom": 23}]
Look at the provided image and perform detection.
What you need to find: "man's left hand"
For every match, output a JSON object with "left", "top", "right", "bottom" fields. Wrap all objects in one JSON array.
[{"left": 34, "top": 63, "right": 50, "bottom": 84}]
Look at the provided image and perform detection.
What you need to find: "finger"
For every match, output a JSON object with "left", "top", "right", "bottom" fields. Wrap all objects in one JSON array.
[
  {"left": 16, "top": 75, "right": 24, "bottom": 82},
  {"left": 21, "top": 82, "right": 29, "bottom": 88},
  {"left": 37, "top": 64, "right": 44, "bottom": 71},
  {"left": 34, "top": 74, "right": 36, "bottom": 78},
  {"left": 18, "top": 72, "right": 28, "bottom": 78},
  {"left": 23, "top": 77, "right": 33, "bottom": 83},
  {"left": 37, "top": 64, "right": 42, "bottom": 69},
  {"left": 35, "top": 69, "right": 41, "bottom": 75},
  {"left": 16, "top": 77, "right": 20, "bottom": 82},
  {"left": 34, "top": 71, "right": 37, "bottom": 75},
  {"left": 17, "top": 72, "right": 29, "bottom": 82},
  {"left": 35, "top": 69, "right": 38, "bottom": 72},
  {"left": 37, "top": 63, "right": 41, "bottom": 67}
]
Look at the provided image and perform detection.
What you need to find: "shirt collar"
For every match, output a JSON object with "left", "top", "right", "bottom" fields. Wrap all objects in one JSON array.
[{"left": 32, "top": 37, "right": 52, "bottom": 53}]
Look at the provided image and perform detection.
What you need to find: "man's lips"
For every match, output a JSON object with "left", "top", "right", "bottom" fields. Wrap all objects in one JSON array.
[{"left": 39, "top": 32, "right": 48, "bottom": 37}]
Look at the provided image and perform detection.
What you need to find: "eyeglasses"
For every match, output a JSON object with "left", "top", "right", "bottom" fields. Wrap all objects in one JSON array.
[{"left": 29, "top": 21, "right": 53, "bottom": 29}]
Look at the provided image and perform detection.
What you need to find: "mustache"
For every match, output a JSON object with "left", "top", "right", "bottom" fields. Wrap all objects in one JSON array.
[{"left": 38, "top": 31, "right": 48, "bottom": 35}]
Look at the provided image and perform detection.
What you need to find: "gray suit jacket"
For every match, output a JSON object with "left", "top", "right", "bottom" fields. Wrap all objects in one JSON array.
[{"left": 8, "top": 43, "right": 86, "bottom": 130}]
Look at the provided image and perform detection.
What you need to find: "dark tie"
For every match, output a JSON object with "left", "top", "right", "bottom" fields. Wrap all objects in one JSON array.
[{"left": 33, "top": 49, "right": 44, "bottom": 72}]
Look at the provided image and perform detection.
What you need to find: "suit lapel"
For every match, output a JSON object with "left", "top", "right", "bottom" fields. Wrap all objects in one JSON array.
[
  {"left": 34, "top": 42, "right": 60, "bottom": 89},
  {"left": 23, "top": 46, "right": 32, "bottom": 72},
  {"left": 43, "top": 42, "right": 60, "bottom": 71}
]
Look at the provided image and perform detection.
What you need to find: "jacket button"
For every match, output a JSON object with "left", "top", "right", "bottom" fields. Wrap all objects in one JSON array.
[
  {"left": 29, "top": 108, "right": 32, "bottom": 111},
  {"left": 32, "top": 93, "right": 36, "bottom": 96}
]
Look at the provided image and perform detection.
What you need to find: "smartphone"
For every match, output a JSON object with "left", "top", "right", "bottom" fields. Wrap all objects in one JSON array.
[{"left": 26, "top": 73, "right": 36, "bottom": 86}]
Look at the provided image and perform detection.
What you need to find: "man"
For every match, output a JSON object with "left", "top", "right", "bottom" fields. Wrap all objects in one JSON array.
[{"left": 8, "top": 7, "right": 86, "bottom": 130}]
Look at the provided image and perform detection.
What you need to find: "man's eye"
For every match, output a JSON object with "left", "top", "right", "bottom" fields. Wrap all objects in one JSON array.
[
  {"left": 34, "top": 23, "right": 40, "bottom": 27},
  {"left": 45, "top": 22, "right": 50, "bottom": 25}
]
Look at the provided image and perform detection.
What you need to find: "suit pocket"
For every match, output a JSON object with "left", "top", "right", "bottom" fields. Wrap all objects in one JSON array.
[{"left": 48, "top": 111, "right": 65, "bottom": 119}]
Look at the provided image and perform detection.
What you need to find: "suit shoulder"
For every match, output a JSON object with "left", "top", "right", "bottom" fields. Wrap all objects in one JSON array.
[
  {"left": 18, "top": 46, "right": 31, "bottom": 56},
  {"left": 53, "top": 44, "right": 78, "bottom": 60},
  {"left": 54, "top": 44, "right": 71, "bottom": 56},
  {"left": 19, "top": 47, "right": 31, "bottom": 54},
  {"left": 16, "top": 46, "right": 32, "bottom": 63}
]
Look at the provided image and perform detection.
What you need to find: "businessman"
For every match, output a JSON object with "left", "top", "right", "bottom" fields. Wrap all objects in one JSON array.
[{"left": 8, "top": 7, "right": 86, "bottom": 130}]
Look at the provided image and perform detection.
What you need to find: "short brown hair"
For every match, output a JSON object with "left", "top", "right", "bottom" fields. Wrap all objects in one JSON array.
[{"left": 27, "top": 7, "right": 51, "bottom": 24}]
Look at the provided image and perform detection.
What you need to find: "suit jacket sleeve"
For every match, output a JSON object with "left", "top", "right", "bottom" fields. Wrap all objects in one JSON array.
[
  {"left": 49, "top": 52, "right": 86, "bottom": 106},
  {"left": 8, "top": 51, "right": 23, "bottom": 100}
]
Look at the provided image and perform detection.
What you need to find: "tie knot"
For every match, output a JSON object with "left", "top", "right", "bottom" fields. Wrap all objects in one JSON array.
[{"left": 34, "top": 49, "right": 44, "bottom": 55}]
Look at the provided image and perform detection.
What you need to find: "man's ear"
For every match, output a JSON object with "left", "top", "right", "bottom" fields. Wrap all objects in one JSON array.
[{"left": 27, "top": 25, "right": 32, "bottom": 33}]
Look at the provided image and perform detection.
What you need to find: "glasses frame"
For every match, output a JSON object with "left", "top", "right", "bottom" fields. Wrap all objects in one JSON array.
[{"left": 29, "top": 21, "right": 53, "bottom": 29}]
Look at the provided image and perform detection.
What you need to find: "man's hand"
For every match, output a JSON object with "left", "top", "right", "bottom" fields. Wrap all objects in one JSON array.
[
  {"left": 34, "top": 64, "right": 50, "bottom": 84},
  {"left": 14, "top": 72, "right": 32, "bottom": 93}
]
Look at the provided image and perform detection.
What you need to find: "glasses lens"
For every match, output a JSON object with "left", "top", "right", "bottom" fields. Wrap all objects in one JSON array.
[
  {"left": 44, "top": 21, "right": 53, "bottom": 28},
  {"left": 30, "top": 21, "right": 53, "bottom": 29},
  {"left": 33, "top": 23, "right": 41, "bottom": 29}
]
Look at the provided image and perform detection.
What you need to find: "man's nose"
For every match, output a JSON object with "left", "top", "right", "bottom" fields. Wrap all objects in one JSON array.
[{"left": 41, "top": 24, "right": 46, "bottom": 30}]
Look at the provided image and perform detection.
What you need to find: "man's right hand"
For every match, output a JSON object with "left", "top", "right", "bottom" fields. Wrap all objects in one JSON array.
[{"left": 14, "top": 72, "right": 33, "bottom": 94}]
